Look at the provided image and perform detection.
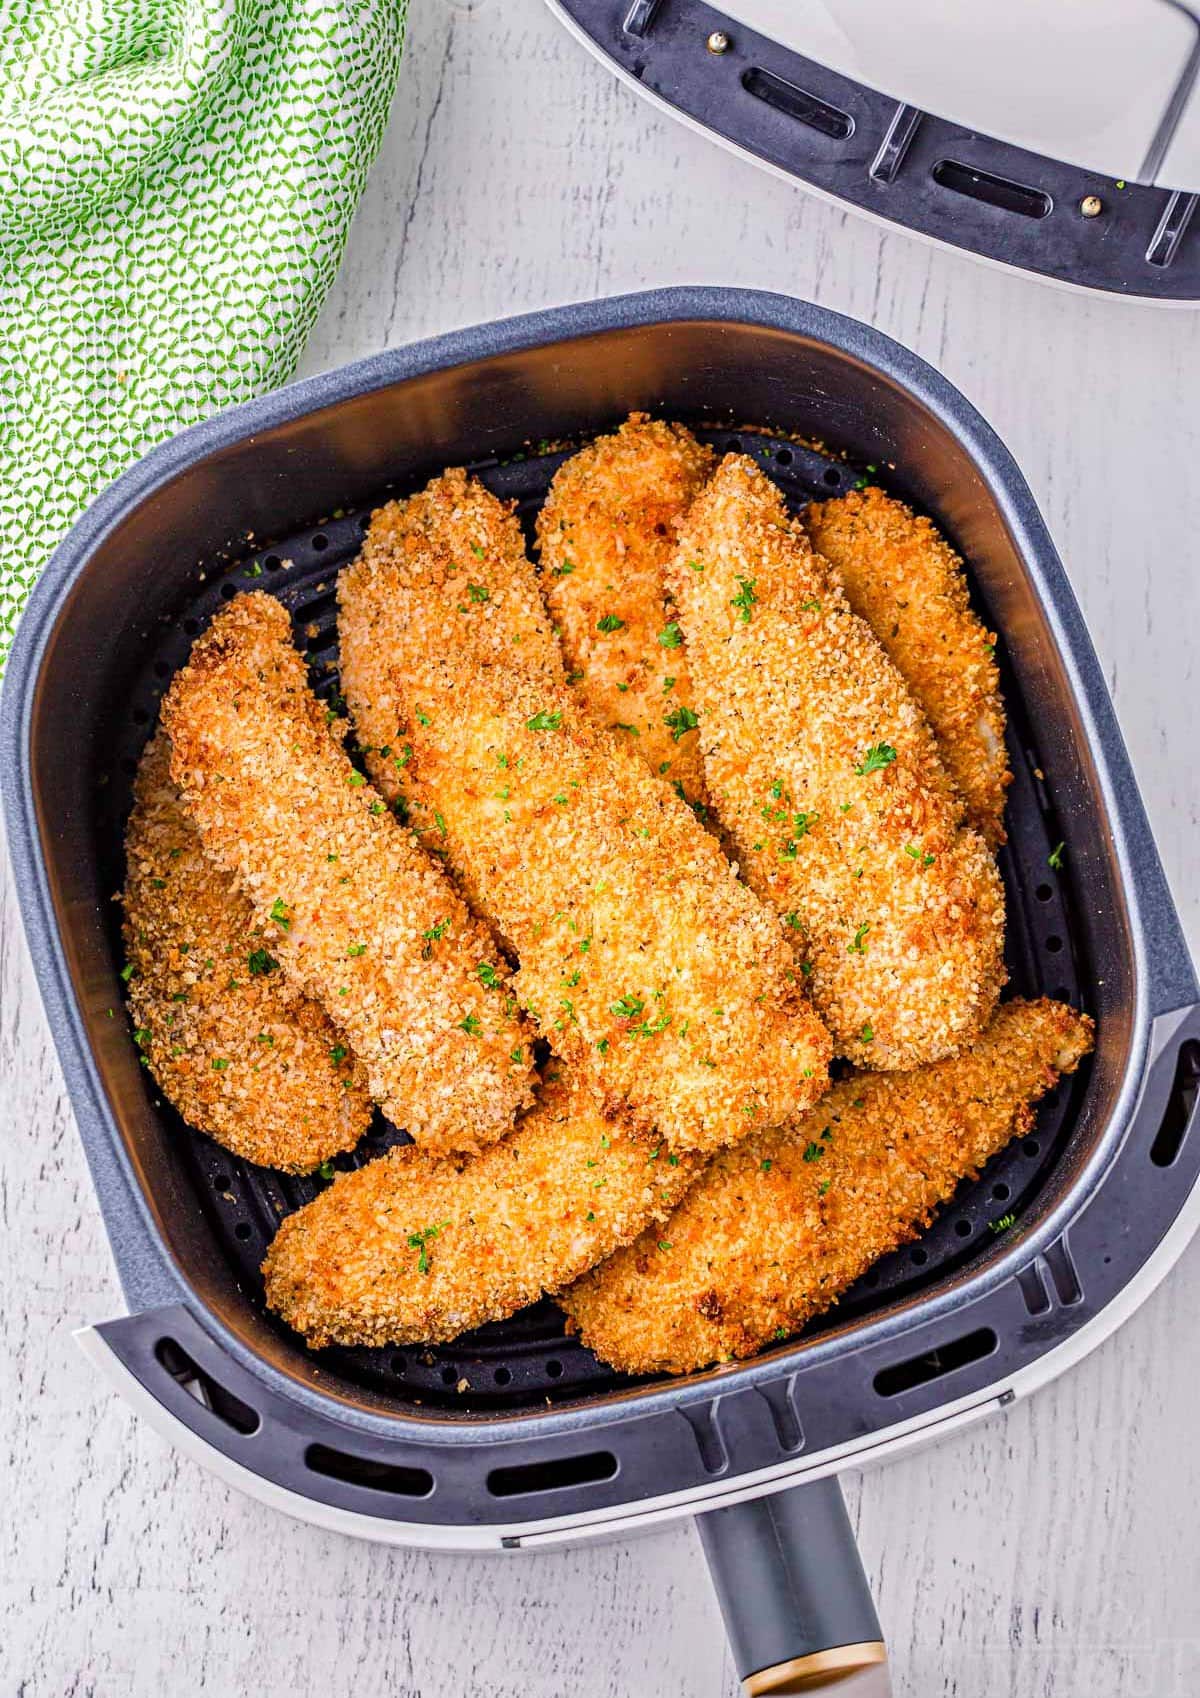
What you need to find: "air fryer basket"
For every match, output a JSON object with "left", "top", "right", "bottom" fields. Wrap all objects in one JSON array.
[{"left": 4, "top": 290, "right": 1199, "bottom": 1687}]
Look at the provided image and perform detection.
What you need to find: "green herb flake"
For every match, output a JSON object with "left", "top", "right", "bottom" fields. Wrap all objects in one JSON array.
[
  {"left": 989, "top": 1212, "right": 1017, "bottom": 1234},
  {"left": 346, "top": 770, "right": 366, "bottom": 787},
  {"left": 664, "top": 704, "right": 700, "bottom": 742},
  {"left": 1048, "top": 841, "right": 1065, "bottom": 870},
  {"left": 459, "top": 1014, "right": 482, "bottom": 1036},
  {"left": 247, "top": 948, "right": 278, "bottom": 976},
  {"left": 855, "top": 742, "right": 897, "bottom": 776},
  {"left": 346, "top": 942, "right": 367, "bottom": 958},
  {"left": 317, "top": 1159, "right": 335, "bottom": 1180},
  {"left": 849, "top": 921, "right": 871, "bottom": 955},
  {"left": 467, "top": 582, "right": 490, "bottom": 604},
  {"left": 904, "top": 844, "right": 936, "bottom": 867},
  {"left": 525, "top": 710, "right": 562, "bottom": 732},
  {"left": 802, "top": 1141, "right": 823, "bottom": 1162},
  {"left": 407, "top": 1221, "right": 449, "bottom": 1274},
  {"left": 610, "top": 994, "right": 645, "bottom": 1020},
  {"left": 860, "top": 1022, "right": 874, "bottom": 1043},
  {"left": 477, "top": 962, "right": 500, "bottom": 988},
  {"left": 596, "top": 613, "right": 625, "bottom": 633},
  {"left": 269, "top": 897, "right": 291, "bottom": 931},
  {"left": 657, "top": 622, "right": 683, "bottom": 649},
  {"left": 730, "top": 576, "right": 757, "bottom": 624},
  {"left": 211, "top": 1058, "right": 230, "bottom": 1072},
  {"left": 120, "top": 962, "right": 136, "bottom": 983}
]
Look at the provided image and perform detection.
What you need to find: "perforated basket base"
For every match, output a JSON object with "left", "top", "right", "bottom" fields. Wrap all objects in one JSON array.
[{"left": 107, "top": 427, "right": 1086, "bottom": 1414}]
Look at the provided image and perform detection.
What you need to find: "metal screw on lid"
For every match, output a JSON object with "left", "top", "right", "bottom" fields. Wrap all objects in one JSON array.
[
  {"left": 707, "top": 29, "right": 731, "bottom": 53},
  {"left": 1079, "top": 195, "right": 1104, "bottom": 219}
]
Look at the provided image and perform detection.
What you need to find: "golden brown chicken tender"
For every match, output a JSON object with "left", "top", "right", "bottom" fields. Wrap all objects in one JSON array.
[
  {"left": 123, "top": 733, "right": 372, "bottom": 1172},
  {"left": 161, "top": 592, "right": 536, "bottom": 1155},
  {"left": 263, "top": 1064, "right": 704, "bottom": 1348},
  {"left": 671, "top": 455, "right": 1006, "bottom": 1070},
  {"left": 804, "top": 485, "right": 1011, "bottom": 847},
  {"left": 563, "top": 997, "right": 1093, "bottom": 1374},
  {"left": 536, "top": 416, "right": 715, "bottom": 815},
  {"left": 340, "top": 467, "right": 564, "bottom": 877}
]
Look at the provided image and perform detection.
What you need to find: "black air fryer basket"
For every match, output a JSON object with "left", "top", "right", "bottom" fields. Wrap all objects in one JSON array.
[{"left": 4, "top": 289, "right": 1199, "bottom": 1694}]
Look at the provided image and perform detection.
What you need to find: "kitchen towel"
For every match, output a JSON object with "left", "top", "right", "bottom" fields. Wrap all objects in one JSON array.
[{"left": 0, "top": 0, "right": 407, "bottom": 666}]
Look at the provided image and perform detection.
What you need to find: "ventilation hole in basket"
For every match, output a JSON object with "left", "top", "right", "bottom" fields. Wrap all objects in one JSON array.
[
  {"left": 873, "top": 1326, "right": 997, "bottom": 1398},
  {"left": 1036, "top": 883, "right": 1053, "bottom": 901},
  {"left": 305, "top": 1443, "right": 432, "bottom": 1498},
  {"left": 264, "top": 555, "right": 282, "bottom": 572},
  {"left": 1046, "top": 935, "right": 1063, "bottom": 953},
  {"left": 1053, "top": 985, "right": 1072, "bottom": 1002},
  {"left": 1151, "top": 1039, "right": 1200, "bottom": 1167},
  {"left": 234, "top": 1222, "right": 251, "bottom": 1241},
  {"left": 955, "top": 1219, "right": 972, "bottom": 1238},
  {"left": 390, "top": 1353, "right": 407, "bottom": 1374},
  {"left": 910, "top": 1247, "right": 928, "bottom": 1266},
  {"left": 1023, "top": 1138, "right": 1041, "bottom": 1157},
  {"left": 155, "top": 1338, "right": 260, "bottom": 1434},
  {"left": 494, "top": 1366, "right": 512, "bottom": 1387},
  {"left": 311, "top": 533, "right": 329, "bottom": 552},
  {"left": 724, "top": 436, "right": 743, "bottom": 452},
  {"left": 440, "top": 1366, "right": 457, "bottom": 1387},
  {"left": 775, "top": 447, "right": 794, "bottom": 466},
  {"left": 822, "top": 467, "right": 842, "bottom": 486},
  {"left": 992, "top": 1183, "right": 1010, "bottom": 1202},
  {"left": 545, "top": 1358, "right": 564, "bottom": 1379},
  {"left": 212, "top": 1172, "right": 230, "bottom": 1190},
  {"left": 486, "top": 1450, "right": 617, "bottom": 1498}
]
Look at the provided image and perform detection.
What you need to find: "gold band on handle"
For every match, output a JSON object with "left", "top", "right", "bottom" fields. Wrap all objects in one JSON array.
[{"left": 744, "top": 1641, "right": 888, "bottom": 1694}]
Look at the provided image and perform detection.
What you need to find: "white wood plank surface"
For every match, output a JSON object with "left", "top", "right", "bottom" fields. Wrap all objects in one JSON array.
[{"left": 3, "top": 2, "right": 1199, "bottom": 1693}]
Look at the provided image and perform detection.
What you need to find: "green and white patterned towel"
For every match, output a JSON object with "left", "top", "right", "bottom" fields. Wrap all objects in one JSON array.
[{"left": 0, "top": 0, "right": 407, "bottom": 666}]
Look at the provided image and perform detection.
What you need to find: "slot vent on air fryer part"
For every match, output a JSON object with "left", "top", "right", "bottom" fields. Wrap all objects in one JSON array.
[
  {"left": 154, "top": 1338, "right": 260, "bottom": 1435},
  {"left": 1151, "top": 1040, "right": 1200, "bottom": 1167},
  {"left": 741, "top": 67, "right": 854, "bottom": 141},
  {"left": 304, "top": 1443, "right": 433, "bottom": 1498},
  {"left": 485, "top": 1450, "right": 617, "bottom": 1498},
  {"left": 1146, "top": 192, "right": 1196, "bottom": 269},
  {"left": 873, "top": 1327, "right": 997, "bottom": 1398},
  {"left": 932, "top": 159, "right": 1051, "bottom": 220},
  {"left": 1043, "top": 1236, "right": 1082, "bottom": 1307}
]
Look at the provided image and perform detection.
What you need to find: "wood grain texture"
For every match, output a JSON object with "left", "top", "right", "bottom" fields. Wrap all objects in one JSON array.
[{"left": 3, "top": 1, "right": 1199, "bottom": 1693}]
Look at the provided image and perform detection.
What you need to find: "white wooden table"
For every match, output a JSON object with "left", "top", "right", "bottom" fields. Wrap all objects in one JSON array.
[{"left": 4, "top": 3, "right": 1200, "bottom": 1694}]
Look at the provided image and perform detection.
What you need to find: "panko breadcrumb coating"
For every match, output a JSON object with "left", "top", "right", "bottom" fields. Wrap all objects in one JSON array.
[
  {"left": 340, "top": 468, "right": 564, "bottom": 883},
  {"left": 123, "top": 733, "right": 371, "bottom": 1172},
  {"left": 263, "top": 1064, "right": 704, "bottom": 1348},
  {"left": 161, "top": 592, "right": 536, "bottom": 1155},
  {"left": 671, "top": 456, "right": 1006, "bottom": 1070},
  {"left": 804, "top": 485, "right": 1011, "bottom": 847},
  {"left": 563, "top": 997, "right": 1093, "bottom": 1374},
  {"left": 399, "top": 665, "right": 832, "bottom": 1152},
  {"left": 536, "top": 416, "right": 715, "bottom": 816}
]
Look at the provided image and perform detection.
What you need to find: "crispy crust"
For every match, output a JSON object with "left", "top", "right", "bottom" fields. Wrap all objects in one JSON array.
[
  {"left": 262, "top": 1064, "right": 704, "bottom": 1348},
  {"left": 122, "top": 734, "right": 372, "bottom": 1172},
  {"left": 562, "top": 997, "right": 1094, "bottom": 1374},
  {"left": 671, "top": 456, "right": 1006, "bottom": 1069},
  {"left": 536, "top": 415, "right": 715, "bottom": 814},
  {"left": 804, "top": 486, "right": 1011, "bottom": 848},
  {"left": 340, "top": 468, "right": 563, "bottom": 893},
  {"left": 160, "top": 592, "right": 536, "bottom": 1155}
]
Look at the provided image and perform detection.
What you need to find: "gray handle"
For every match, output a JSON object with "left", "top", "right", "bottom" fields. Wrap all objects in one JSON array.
[{"left": 696, "top": 1477, "right": 890, "bottom": 1694}]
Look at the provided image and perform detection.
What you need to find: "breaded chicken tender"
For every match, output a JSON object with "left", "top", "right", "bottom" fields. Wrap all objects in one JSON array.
[
  {"left": 563, "top": 998, "right": 1093, "bottom": 1374},
  {"left": 804, "top": 486, "right": 1011, "bottom": 847},
  {"left": 161, "top": 592, "right": 536, "bottom": 1154},
  {"left": 263, "top": 1064, "right": 704, "bottom": 1348},
  {"left": 671, "top": 456, "right": 1006, "bottom": 1069},
  {"left": 399, "top": 665, "right": 831, "bottom": 1152},
  {"left": 536, "top": 416, "right": 715, "bottom": 814},
  {"left": 340, "top": 468, "right": 564, "bottom": 878},
  {"left": 123, "top": 733, "right": 372, "bottom": 1172}
]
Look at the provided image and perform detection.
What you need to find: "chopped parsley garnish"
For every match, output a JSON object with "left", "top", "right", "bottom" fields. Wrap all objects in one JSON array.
[
  {"left": 686, "top": 559, "right": 704, "bottom": 573},
  {"left": 394, "top": 744, "right": 413, "bottom": 768},
  {"left": 421, "top": 918, "right": 448, "bottom": 958},
  {"left": 800, "top": 597, "right": 822, "bottom": 614},
  {"left": 904, "top": 844, "right": 936, "bottom": 867},
  {"left": 760, "top": 1159, "right": 772, "bottom": 1173},
  {"left": 849, "top": 922, "right": 871, "bottom": 955},
  {"left": 330, "top": 1044, "right": 348, "bottom": 1065},
  {"left": 657, "top": 622, "right": 683, "bottom": 649},
  {"left": 818, "top": 1179, "right": 831, "bottom": 1196},
  {"left": 211, "top": 1058, "right": 229, "bottom": 1072},
  {"left": 247, "top": 948, "right": 278, "bottom": 976},
  {"left": 855, "top": 742, "right": 897, "bottom": 776},
  {"left": 459, "top": 1014, "right": 482, "bottom": 1036},
  {"left": 784, "top": 912, "right": 802, "bottom": 930},
  {"left": 860, "top": 1022, "right": 874, "bottom": 1043},
  {"left": 346, "top": 770, "right": 366, "bottom": 787},
  {"left": 658, "top": 1241, "right": 672, "bottom": 1253},
  {"left": 802, "top": 1141, "right": 824, "bottom": 1162},
  {"left": 596, "top": 613, "right": 625, "bottom": 633},
  {"left": 614, "top": 722, "right": 640, "bottom": 735},
  {"left": 664, "top": 704, "right": 699, "bottom": 742},
  {"left": 120, "top": 962, "right": 136, "bottom": 983},
  {"left": 346, "top": 942, "right": 366, "bottom": 958},
  {"left": 526, "top": 710, "right": 562, "bottom": 731},
  {"left": 415, "top": 709, "right": 431, "bottom": 726},
  {"left": 1048, "top": 841, "right": 1065, "bottom": 870},
  {"left": 318, "top": 1160, "right": 335, "bottom": 1180},
  {"left": 369, "top": 801, "right": 384, "bottom": 816},
  {"left": 467, "top": 582, "right": 490, "bottom": 603},
  {"left": 434, "top": 810, "right": 447, "bottom": 838},
  {"left": 610, "top": 994, "right": 645, "bottom": 1020},
  {"left": 407, "top": 1221, "right": 448, "bottom": 1274},
  {"left": 989, "top": 1212, "right": 1017, "bottom": 1234},
  {"left": 730, "top": 576, "right": 757, "bottom": 623},
  {"left": 470, "top": 543, "right": 484, "bottom": 560},
  {"left": 477, "top": 962, "right": 500, "bottom": 987},
  {"left": 553, "top": 559, "right": 576, "bottom": 576},
  {"left": 269, "top": 897, "right": 291, "bottom": 931}
]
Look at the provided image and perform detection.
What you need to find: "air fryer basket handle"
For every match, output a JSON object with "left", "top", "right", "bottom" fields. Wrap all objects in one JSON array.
[{"left": 697, "top": 1476, "right": 890, "bottom": 1694}]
